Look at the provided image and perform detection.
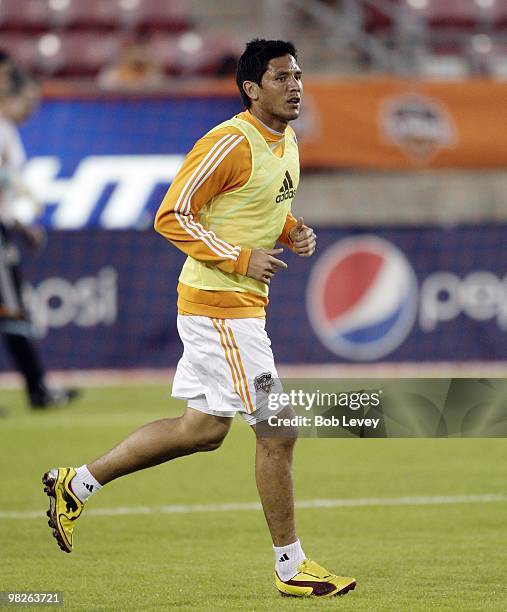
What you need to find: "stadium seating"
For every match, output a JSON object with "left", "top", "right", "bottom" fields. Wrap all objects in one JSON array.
[
  {"left": 47, "top": 0, "right": 119, "bottom": 31},
  {"left": 491, "top": 2, "right": 507, "bottom": 27},
  {"left": 116, "top": 0, "right": 191, "bottom": 33},
  {"left": 47, "top": 0, "right": 191, "bottom": 33},
  {"left": 418, "top": 0, "right": 482, "bottom": 30},
  {"left": 359, "top": 0, "right": 507, "bottom": 77},
  {"left": 363, "top": 3, "right": 396, "bottom": 35},
  {"left": 0, "top": 0, "right": 236, "bottom": 79},
  {"left": 2, "top": 0, "right": 507, "bottom": 80},
  {"left": 148, "top": 32, "right": 241, "bottom": 77},
  {"left": 0, "top": 33, "right": 40, "bottom": 69},
  {"left": 0, "top": 0, "right": 191, "bottom": 32},
  {"left": 0, "top": 0, "right": 51, "bottom": 32},
  {"left": 35, "top": 32, "right": 121, "bottom": 77},
  {"left": 363, "top": 0, "right": 504, "bottom": 32}
]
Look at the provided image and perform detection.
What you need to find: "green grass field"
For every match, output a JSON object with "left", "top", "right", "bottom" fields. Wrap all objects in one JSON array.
[{"left": 0, "top": 385, "right": 506, "bottom": 611}]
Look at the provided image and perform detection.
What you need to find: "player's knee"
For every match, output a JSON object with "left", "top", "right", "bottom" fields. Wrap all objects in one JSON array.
[
  {"left": 194, "top": 426, "right": 228, "bottom": 452},
  {"left": 194, "top": 435, "right": 224, "bottom": 452},
  {"left": 180, "top": 410, "right": 231, "bottom": 453},
  {"left": 256, "top": 433, "right": 297, "bottom": 457}
]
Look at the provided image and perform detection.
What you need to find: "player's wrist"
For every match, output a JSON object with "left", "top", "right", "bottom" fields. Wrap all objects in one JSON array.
[{"left": 235, "top": 248, "right": 252, "bottom": 276}]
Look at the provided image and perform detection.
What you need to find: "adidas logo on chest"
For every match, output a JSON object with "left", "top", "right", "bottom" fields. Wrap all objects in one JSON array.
[{"left": 276, "top": 171, "right": 297, "bottom": 204}]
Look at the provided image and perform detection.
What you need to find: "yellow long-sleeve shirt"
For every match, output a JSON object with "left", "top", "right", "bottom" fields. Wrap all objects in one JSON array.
[{"left": 154, "top": 110, "right": 299, "bottom": 318}]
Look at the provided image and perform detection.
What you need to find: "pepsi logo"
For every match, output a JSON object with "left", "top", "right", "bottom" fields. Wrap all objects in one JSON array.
[{"left": 306, "top": 236, "right": 418, "bottom": 360}]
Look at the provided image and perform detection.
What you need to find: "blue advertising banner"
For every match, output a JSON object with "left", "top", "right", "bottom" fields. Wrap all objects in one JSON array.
[
  {"left": 19, "top": 96, "right": 241, "bottom": 229},
  {"left": 0, "top": 225, "right": 505, "bottom": 370}
]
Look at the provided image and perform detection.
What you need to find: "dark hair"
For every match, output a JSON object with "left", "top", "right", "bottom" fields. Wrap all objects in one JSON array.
[{"left": 236, "top": 39, "right": 297, "bottom": 108}]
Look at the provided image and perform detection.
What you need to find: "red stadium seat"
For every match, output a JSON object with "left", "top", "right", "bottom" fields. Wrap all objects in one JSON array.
[
  {"left": 147, "top": 34, "right": 183, "bottom": 76},
  {"left": 0, "top": 33, "right": 40, "bottom": 70},
  {"left": 148, "top": 32, "right": 240, "bottom": 77},
  {"left": 35, "top": 32, "right": 121, "bottom": 77},
  {"left": 361, "top": 0, "right": 497, "bottom": 34},
  {"left": 187, "top": 35, "right": 241, "bottom": 76},
  {"left": 117, "top": 0, "right": 191, "bottom": 33},
  {"left": 363, "top": 5, "right": 396, "bottom": 34},
  {"left": 0, "top": 0, "right": 51, "bottom": 32},
  {"left": 48, "top": 0, "right": 119, "bottom": 31},
  {"left": 416, "top": 0, "right": 481, "bottom": 30},
  {"left": 491, "top": 2, "right": 507, "bottom": 28}
]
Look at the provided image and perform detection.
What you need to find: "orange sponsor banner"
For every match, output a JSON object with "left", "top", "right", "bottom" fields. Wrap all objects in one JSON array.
[{"left": 298, "top": 78, "right": 507, "bottom": 169}]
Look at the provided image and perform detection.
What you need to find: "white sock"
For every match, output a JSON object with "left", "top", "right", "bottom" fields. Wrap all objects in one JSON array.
[
  {"left": 71, "top": 465, "right": 102, "bottom": 502},
  {"left": 274, "top": 539, "right": 306, "bottom": 581}
]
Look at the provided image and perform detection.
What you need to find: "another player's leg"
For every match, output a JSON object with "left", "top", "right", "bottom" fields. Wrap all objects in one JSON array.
[
  {"left": 43, "top": 408, "right": 232, "bottom": 553},
  {"left": 0, "top": 232, "right": 78, "bottom": 410},
  {"left": 253, "top": 414, "right": 356, "bottom": 597},
  {"left": 3, "top": 333, "right": 79, "bottom": 408}
]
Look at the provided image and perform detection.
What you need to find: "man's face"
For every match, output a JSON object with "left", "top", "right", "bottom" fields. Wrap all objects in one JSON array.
[{"left": 254, "top": 54, "right": 303, "bottom": 123}]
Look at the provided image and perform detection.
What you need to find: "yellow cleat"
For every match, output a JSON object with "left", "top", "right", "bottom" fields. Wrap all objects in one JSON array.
[
  {"left": 42, "top": 467, "right": 84, "bottom": 553},
  {"left": 275, "top": 559, "right": 356, "bottom": 598}
]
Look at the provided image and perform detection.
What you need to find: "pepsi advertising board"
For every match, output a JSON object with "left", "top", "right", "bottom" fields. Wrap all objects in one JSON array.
[
  {"left": 279, "top": 226, "right": 507, "bottom": 363},
  {"left": 306, "top": 236, "right": 419, "bottom": 361},
  {"left": 0, "top": 225, "right": 505, "bottom": 372}
]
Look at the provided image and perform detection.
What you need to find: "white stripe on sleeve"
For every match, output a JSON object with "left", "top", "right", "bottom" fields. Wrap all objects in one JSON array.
[{"left": 174, "top": 133, "right": 245, "bottom": 259}]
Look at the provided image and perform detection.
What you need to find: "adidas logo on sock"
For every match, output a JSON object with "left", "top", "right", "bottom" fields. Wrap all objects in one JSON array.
[
  {"left": 276, "top": 171, "right": 296, "bottom": 203},
  {"left": 84, "top": 483, "right": 94, "bottom": 492},
  {"left": 278, "top": 553, "right": 290, "bottom": 562}
]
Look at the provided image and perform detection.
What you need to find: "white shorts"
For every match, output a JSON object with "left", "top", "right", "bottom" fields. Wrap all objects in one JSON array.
[{"left": 172, "top": 315, "right": 282, "bottom": 426}]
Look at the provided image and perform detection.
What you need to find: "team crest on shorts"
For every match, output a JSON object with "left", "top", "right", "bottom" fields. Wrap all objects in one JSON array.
[{"left": 254, "top": 372, "right": 274, "bottom": 393}]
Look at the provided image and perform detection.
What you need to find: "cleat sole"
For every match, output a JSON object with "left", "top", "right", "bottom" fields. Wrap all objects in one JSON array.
[
  {"left": 336, "top": 580, "right": 356, "bottom": 595},
  {"left": 279, "top": 580, "right": 357, "bottom": 598}
]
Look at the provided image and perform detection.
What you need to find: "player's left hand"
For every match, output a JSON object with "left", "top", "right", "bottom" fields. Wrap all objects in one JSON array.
[{"left": 289, "top": 217, "right": 316, "bottom": 257}]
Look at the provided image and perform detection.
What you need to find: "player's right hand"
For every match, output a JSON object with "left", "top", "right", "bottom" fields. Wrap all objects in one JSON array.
[{"left": 246, "top": 248, "right": 287, "bottom": 285}]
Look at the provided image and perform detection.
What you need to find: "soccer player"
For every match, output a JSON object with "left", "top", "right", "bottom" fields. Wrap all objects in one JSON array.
[
  {"left": 43, "top": 39, "right": 356, "bottom": 598},
  {"left": 0, "top": 65, "right": 79, "bottom": 409}
]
